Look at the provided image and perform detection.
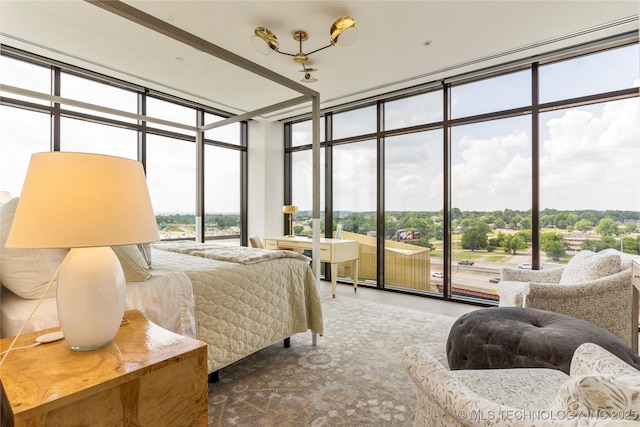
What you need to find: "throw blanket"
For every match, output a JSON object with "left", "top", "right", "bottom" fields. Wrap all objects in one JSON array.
[{"left": 153, "top": 241, "right": 310, "bottom": 265}]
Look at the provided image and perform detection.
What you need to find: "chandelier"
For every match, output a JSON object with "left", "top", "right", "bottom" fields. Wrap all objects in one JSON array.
[{"left": 251, "top": 16, "right": 357, "bottom": 83}]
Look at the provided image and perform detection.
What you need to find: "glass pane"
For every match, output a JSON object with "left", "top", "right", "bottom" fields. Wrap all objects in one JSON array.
[
  {"left": 291, "top": 149, "right": 325, "bottom": 237},
  {"left": 146, "top": 97, "right": 195, "bottom": 135},
  {"left": 334, "top": 140, "right": 377, "bottom": 286},
  {"left": 385, "top": 130, "right": 443, "bottom": 295},
  {"left": 385, "top": 90, "right": 443, "bottom": 130},
  {"left": 61, "top": 73, "right": 137, "bottom": 123},
  {"left": 204, "top": 112, "right": 240, "bottom": 145},
  {"left": 146, "top": 135, "right": 196, "bottom": 239},
  {"left": 0, "top": 56, "right": 51, "bottom": 105},
  {"left": 291, "top": 119, "right": 325, "bottom": 147},
  {"left": 332, "top": 106, "right": 376, "bottom": 140},
  {"left": 204, "top": 145, "right": 240, "bottom": 243},
  {"left": 451, "top": 70, "right": 531, "bottom": 119},
  {"left": 451, "top": 115, "right": 532, "bottom": 301},
  {"left": 540, "top": 44, "right": 640, "bottom": 103},
  {"left": 540, "top": 98, "right": 640, "bottom": 261},
  {"left": 0, "top": 106, "right": 50, "bottom": 197},
  {"left": 60, "top": 117, "right": 137, "bottom": 159}
]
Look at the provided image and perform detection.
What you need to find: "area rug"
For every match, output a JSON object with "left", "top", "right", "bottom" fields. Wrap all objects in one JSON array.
[{"left": 206, "top": 293, "right": 458, "bottom": 427}]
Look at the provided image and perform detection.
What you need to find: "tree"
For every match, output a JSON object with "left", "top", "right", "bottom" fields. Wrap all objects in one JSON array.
[
  {"left": 621, "top": 236, "right": 640, "bottom": 255},
  {"left": 595, "top": 218, "right": 619, "bottom": 236},
  {"left": 460, "top": 221, "right": 490, "bottom": 251},
  {"left": 489, "top": 231, "right": 507, "bottom": 249},
  {"left": 502, "top": 234, "right": 527, "bottom": 254},
  {"left": 580, "top": 236, "right": 617, "bottom": 252},
  {"left": 540, "top": 233, "right": 567, "bottom": 260},
  {"left": 516, "top": 230, "right": 532, "bottom": 243},
  {"left": 574, "top": 219, "right": 593, "bottom": 232}
]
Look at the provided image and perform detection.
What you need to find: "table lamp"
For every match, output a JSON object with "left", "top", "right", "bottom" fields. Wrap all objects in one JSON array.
[
  {"left": 0, "top": 191, "right": 11, "bottom": 204},
  {"left": 6, "top": 152, "right": 159, "bottom": 351},
  {"left": 282, "top": 205, "right": 299, "bottom": 237}
]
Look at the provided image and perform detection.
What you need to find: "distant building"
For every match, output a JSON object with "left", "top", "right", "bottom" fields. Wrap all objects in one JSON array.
[{"left": 563, "top": 231, "right": 600, "bottom": 251}]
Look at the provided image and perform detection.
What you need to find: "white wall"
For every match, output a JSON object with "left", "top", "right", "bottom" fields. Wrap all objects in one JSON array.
[{"left": 247, "top": 120, "right": 284, "bottom": 240}]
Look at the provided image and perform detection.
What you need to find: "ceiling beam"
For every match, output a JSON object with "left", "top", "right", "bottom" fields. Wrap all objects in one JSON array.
[
  {"left": 86, "top": 0, "right": 319, "bottom": 100},
  {"left": 200, "top": 95, "right": 311, "bottom": 131}
]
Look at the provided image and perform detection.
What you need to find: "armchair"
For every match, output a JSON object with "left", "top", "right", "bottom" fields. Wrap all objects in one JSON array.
[
  {"left": 498, "top": 249, "right": 639, "bottom": 351},
  {"left": 402, "top": 342, "right": 640, "bottom": 427}
]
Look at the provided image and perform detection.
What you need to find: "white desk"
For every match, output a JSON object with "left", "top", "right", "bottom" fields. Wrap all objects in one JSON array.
[
  {"left": 264, "top": 236, "right": 359, "bottom": 298},
  {"left": 632, "top": 259, "right": 639, "bottom": 352}
]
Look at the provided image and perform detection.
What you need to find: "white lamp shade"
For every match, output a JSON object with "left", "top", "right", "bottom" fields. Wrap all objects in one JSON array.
[
  {"left": 6, "top": 152, "right": 159, "bottom": 249},
  {"left": 0, "top": 191, "right": 11, "bottom": 204},
  {"left": 282, "top": 205, "right": 299, "bottom": 214},
  {"left": 335, "top": 26, "right": 358, "bottom": 47},
  {"left": 251, "top": 35, "right": 272, "bottom": 55}
]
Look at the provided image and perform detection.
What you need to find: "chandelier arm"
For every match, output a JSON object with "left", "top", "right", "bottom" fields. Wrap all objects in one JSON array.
[
  {"left": 305, "top": 44, "right": 334, "bottom": 56},
  {"left": 275, "top": 44, "right": 334, "bottom": 58}
]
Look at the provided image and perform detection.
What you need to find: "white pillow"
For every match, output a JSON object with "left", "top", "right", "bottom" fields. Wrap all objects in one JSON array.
[
  {"left": 137, "top": 243, "right": 152, "bottom": 267},
  {"left": 559, "top": 250, "right": 621, "bottom": 285},
  {"left": 112, "top": 245, "right": 151, "bottom": 282},
  {"left": 1, "top": 197, "right": 69, "bottom": 299}
]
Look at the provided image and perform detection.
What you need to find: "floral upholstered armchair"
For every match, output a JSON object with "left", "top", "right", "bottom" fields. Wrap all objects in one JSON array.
[
  {"left": 497, "top": 249, "right": 639, "bottom": 351},
  {"left": 402, "top": 342, "right": 640, "bottom": 427}
]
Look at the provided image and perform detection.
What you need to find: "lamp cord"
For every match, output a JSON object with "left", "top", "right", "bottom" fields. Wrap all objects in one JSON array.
[{"left": 0, "top": 254, "right": 69, "bottom": 367}]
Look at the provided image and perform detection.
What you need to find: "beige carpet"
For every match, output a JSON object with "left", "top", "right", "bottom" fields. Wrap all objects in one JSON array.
[{"left": 207, "top": 292, "right": 458, "bottom": 427}]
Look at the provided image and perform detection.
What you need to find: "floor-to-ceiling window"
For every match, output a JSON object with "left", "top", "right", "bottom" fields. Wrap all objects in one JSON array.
[
  {"left": 384, "top": 130, "right": 443, "bottom": 294},
  {"left": 1, "top": 55, "right": 54, "bottom": 196},
  {"left": 1, "top": 47, "right": 247, "bottom": 244},
  {"left": 537, "top": 45, "right": 640, "bottom": 261},
  {"left": 450, "top": 116, "right": 532, "bottom": 299},
  {"left": 290, "top": 119, "right": 326, "bottom": 233},
  {"left": 285, "top": 39, "right": 639, "bottom": 303}
]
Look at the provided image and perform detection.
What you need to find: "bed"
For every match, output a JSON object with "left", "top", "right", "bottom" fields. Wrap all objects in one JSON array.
[
  {"left": 1, "top": 199, "right": 323, "bottom": 376},
  {"left": 149, "top": 242, "right": 323, "bottom": 374}
]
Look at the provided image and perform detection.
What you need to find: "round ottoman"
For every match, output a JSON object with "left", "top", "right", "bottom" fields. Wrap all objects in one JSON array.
[{"left": 446, "top": 307, "right": 640, "bottom": 374}]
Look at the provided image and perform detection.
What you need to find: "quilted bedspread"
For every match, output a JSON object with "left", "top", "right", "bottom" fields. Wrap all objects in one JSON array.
[{"left": 151, "top": 244, "right": 323, "bottom": 374}]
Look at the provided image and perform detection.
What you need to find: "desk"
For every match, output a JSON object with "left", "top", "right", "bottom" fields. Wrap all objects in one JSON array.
[
  {"left": 0, "top": 310, "right": 207, "bottom": 427},
  {"left": 632, "top": 259, "right": 639, "bottom": 352},
  {"left": 265, "top": 236, "right": 359, "bottom": 298}
]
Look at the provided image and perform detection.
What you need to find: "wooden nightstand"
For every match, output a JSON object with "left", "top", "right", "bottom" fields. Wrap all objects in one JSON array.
[{"left": 0, "top": 310, "right": 207, "bottom": 427}]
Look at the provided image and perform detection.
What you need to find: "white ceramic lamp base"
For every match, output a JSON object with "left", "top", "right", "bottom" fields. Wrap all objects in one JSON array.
[{"left": 57, "top": 247, "right": 126, "bottom": 351}]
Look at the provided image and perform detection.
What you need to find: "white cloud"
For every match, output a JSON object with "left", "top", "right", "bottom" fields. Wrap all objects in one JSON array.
[
  {"left": 451, "top": 130, "right": 530, "bottom": 211},
  {"left": 540, "top": 97, "right": 640, "bottom": 211}
]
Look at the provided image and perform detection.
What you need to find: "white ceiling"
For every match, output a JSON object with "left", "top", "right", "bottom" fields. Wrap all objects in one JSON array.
[{"left": 1, "top": 1, "right": 638, "bottom": 121}]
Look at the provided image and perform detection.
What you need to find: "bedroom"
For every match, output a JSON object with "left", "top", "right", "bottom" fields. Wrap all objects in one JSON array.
[
  {"left": 1, "top": 1, "right": 639, "bottom": 425},
  {"left": 1, "top": 0, "right": 638, "bottom": 304}
]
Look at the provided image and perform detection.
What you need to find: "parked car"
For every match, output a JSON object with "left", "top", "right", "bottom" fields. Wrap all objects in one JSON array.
[
  {"left": 518, "top": 263, "right": 532, "bottom": 269},
  {"left": 489, "top": 277, "right": 501, "bottom": 283},
  {"left": 432, "top": 271, "right": 444, "bottom": 278},
  {"left": 458, "top": 260, "right": 474, "bottom": 266}
]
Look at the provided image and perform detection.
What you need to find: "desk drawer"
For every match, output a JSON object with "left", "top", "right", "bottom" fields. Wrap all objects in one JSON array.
[
  {"left": 277, "top": 241, "right": 310, "bottom": 251},
  {"left": 632, "top": 260, "right": 640, "bottom": 290},
  {"left": 264, "top": 241, "right": 279, "bottom": 250}
]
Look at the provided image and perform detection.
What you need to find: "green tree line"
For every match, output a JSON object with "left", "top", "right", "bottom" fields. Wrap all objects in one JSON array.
[{"left": 293, "top": 209, "right": 639, "bottom": 255}]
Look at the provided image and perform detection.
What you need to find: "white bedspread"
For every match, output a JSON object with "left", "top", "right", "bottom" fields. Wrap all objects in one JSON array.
[
  {"left": 1, "top": 268, "right": 196, "bottom": 338},
  {"left": 156, "top": 241, "right": 310, "bottom": 264},
  {"left": 151, "top": 246, "right": 323, "bottom": 373}
]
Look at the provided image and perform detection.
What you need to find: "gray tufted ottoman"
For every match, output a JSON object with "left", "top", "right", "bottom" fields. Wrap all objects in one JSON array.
[{"left": 446, "top": 307, "right": 640, "bottom": 374}]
